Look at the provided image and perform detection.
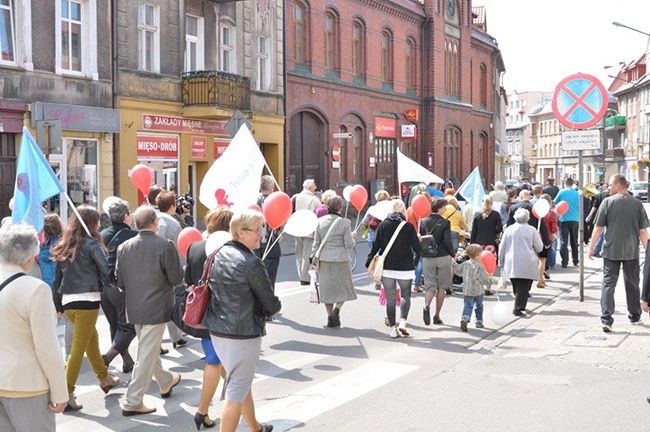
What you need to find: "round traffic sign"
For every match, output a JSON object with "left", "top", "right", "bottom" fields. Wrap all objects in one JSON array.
[
  {"left": 331, "top": 145, "right": 340, "bottom": 162},
  {"left": 552, "top": 73, "right": 608, "bottom": 130},
  {"left": 529, "top": 167, "right": 535, "bottom": 174}
]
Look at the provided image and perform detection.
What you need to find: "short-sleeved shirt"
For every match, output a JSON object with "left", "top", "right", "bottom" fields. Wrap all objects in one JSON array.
[
  {"left": 595, "top": 193, "right": 650, "bottom": 260},
  {"left": 554, "top": 188, "right": 580, "bottom": 222}
]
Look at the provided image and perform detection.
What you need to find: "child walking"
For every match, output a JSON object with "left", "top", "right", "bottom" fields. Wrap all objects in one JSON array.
[{"left": 452, "top": 244, "right": 493, "bottom": 331}]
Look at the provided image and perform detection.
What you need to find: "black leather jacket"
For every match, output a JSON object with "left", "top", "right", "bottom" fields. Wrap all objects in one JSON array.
[
  {"left": 203, "top": 241, "right": 281, "bottom": 338},
  {"left": 54, "top": 237, "right": 110, "bottom": 295}
]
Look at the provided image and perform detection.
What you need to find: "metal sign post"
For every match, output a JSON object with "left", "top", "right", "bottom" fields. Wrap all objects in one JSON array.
[{"left": 553, "top": 73, "right": 608, "bottom": 302}]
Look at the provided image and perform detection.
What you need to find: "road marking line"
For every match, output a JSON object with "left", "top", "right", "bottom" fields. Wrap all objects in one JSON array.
[
  {"left": 255, "top": 351, "right": 329, "bottom": 384},
  {"left": 254, "top": 360, "right": 419, "bottom": 431}
]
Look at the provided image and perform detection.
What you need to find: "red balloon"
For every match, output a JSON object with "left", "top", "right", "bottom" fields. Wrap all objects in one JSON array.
[
  {"left": 263, "top": 191, "right": 292, "bottom": 230},
  {"left": 480, "top": 250, "right": 497, "bottom": 275},
  {"left": 556, "top": 201, "right": 569, "bottom": 216},
  {"left": 130, "top": 164, "right": 152, "bottom": 196},
  {"left": 412, "top": 194, "right": 431, "bottom": 218},
  {"left": 248, "top": 203, "right": 262, "bottom": 213},
  {"left": 349, "top": 185, "right": 368, "bottom": 211},
  {"left": 177, "top": 227, "right": 203, "bottom": 258}
]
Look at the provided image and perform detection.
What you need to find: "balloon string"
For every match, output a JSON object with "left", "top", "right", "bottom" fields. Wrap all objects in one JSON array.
[
  {"left": 262, "top": 229, "right": 283, "bottom": 261},
  {"left": 355, "top": 211, "right": 364, "bottom": 231},
  {"left": 344, "top": 202, "right": 349, "bottom": 219}
]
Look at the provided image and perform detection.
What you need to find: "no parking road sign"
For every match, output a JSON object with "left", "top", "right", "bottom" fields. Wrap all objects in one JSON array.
[{"left": 552, "top": 73, "right": 608, "bottom": 130}]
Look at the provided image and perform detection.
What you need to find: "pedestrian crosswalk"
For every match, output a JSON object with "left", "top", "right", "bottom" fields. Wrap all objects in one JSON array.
[{"left": 55, "top": 279, "right": 420, "bottom": 432}]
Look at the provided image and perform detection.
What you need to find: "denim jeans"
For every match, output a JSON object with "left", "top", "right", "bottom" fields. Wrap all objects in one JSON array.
[
  {"left": 381, "top": 276, "right": 412, "bottom": 326},
  {"left": 450, "top": 231, "right": 459, "bottom": 252},
  {"left": 560, "top": 221, "right": 579, "bottom": 266},
  {"left": 600, "top": 258, "right": 642, "bottom": 326},
  {"left": 594, "top": 230, "right": 605, "bottom": 256},
  {"left": 461, "top": 295, "right": 484, "bottom": 323},
  {"left": 547, "top": 238, "right": 558, "bottom": 269},
  {"left": 413, "top": 256, "right": 423, "bottom": 286}
]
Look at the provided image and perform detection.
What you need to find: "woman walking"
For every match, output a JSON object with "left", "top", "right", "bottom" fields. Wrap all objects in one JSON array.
[
  {"left": 0, "top": 223, "right": 68, "bottom": 431},
  {"left": 52, "top": 205, "right": 120, "bottom": 411},
  {"left": 366, "top": 199, "right": 421, "bottom": 338},
  {"left": 311, "top": 196, "right": 357, "bottom": 327},
  {"left": 203, "top": 210, "right": 281, "bottom": 432},
  {"left": 471, "top": 195, "right": 502, "bottom": 295},
  {"left": 185, "top": 206, "right": 233, "bottom": 430},
  {"left": 498, "top": 208, "right": 543, "bottom": 316}
]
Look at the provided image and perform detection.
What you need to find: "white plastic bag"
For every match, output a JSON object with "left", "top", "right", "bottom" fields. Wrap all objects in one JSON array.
[{"left": 308, "top": 270, "right": 320, "bottom": 304}]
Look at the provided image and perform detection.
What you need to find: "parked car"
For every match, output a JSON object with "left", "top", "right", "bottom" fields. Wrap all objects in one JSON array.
[{"left": 631, "top": 181, "right": 648, "bottom": 201}]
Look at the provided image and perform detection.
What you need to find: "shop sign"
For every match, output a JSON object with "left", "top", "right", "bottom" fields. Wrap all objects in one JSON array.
[
  {"left": 369, "top": 156, "right": 376, "bottom": 168},
  {"left": 32, "top": 102, "right": 120, "bottom": 133},
  {"left": 374, "top": 117, "right": 397, "bottom": 138},
  {"left": 137, "top": 134, "right": 179, "bottom": 158},
  {"left": 214, "top": 138, "right": 230, "bottom": 160},
  {"left": 401, "top": 125, "right": 416, "bottom": 138},
  {"left": 191, "top": 136, "right": 207, "bottom": 158},
  {"left": 405, "top": 109, "right": 419, "bottom": 121},
  {"left": 143, "top": 114, "right": 228, "bottom": 135}
]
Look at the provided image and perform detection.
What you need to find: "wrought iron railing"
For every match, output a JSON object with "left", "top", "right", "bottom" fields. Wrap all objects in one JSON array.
[{"left": 181, "top": 70, "right": 250, "bottom": 110}]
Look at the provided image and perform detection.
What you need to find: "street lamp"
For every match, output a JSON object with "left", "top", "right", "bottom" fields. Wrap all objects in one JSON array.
[{"left": 612, "top": 21, "right": 650, "bottom": 37}]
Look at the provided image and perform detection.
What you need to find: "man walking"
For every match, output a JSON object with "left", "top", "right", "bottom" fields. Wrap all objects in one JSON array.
[
  {"left": 543, "top": 178, "right": 560, "bottom": 199},
  {"left": 256, "top": 175, "right": 281, "bottom": 288},
  {"left": 554, "top": 178, "right": 580, "bottom": 268},
  {"left": 293, "top": 179, "right": 321, "bottom": 285},
  {"left": 117, "top": 206, "right": 184, "bottom": 416},
  {"left": 589, "top": 174, "right": 649, "bottom": 333}
]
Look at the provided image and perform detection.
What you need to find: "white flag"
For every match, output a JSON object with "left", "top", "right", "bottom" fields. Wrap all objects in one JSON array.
[
  {"left": 199, "top": 125, "right": 265, "bottom": 210},
  {"left": 396, "top": 149, "right": 444, "bottom": 186}
]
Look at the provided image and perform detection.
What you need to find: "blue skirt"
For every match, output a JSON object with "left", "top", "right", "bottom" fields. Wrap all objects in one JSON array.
[{"left": 201, "top": 338, "right": 221, "bottom": 365}]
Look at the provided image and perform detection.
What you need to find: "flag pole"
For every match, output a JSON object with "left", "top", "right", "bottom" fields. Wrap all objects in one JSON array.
[
  {"left": 64, "top": 193, "right": 92, "bottom": 237},
  {"left": 263, "top": 160, "right": 282, "bottom": 192}
]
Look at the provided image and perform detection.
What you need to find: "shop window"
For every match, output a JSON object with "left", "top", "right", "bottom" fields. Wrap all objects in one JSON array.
[
  {"left": 185, "top": 14, "right": 204, "bottom": 72},
  {"left": 137, "top": 3, "right": 160, "bottom": 73}
]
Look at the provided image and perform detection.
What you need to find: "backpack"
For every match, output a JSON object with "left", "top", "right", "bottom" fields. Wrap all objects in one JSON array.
[
  {"left": 368, "top": 216, "right": 381, "bottom": 230},
  {"left": 420, "top": 220, "right": 442, "bottom": 257}
]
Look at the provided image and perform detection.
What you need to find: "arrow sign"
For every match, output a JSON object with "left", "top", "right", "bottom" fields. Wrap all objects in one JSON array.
[
  {"left": 332, "top": 132, "right": 353, "bottom": 139},
  {"left": 552, "top": 73, "right": 608, "bottom": 130}
]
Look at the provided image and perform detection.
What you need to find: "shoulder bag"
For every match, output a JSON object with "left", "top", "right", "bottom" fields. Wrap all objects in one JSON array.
[
  {"left": 0, "top": 273, "right": 26, "bottom": 293},
  {"left": 183, "top": 246, "right": 221, "bottom": 329},
  {"left": 368, "top": 221, "right": 406, "bottom": 283},
  {"left": 311, "top": 218, "right": 341, "bottom": 271}
]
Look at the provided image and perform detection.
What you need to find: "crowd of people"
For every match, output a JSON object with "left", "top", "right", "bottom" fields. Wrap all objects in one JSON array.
[{"left": 1, "top": 172, "right": 647, "bottom": 430}]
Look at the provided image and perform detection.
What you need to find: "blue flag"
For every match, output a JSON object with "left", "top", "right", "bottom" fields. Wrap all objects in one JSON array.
[
  {"left": 457, "top": 166, "right": 486, "bottom": 208},
  {"left": 12, "top": 127, "right": 64, "bottom": 232}
]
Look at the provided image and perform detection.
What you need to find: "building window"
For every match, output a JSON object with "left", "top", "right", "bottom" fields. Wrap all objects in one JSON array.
[
  {"left": 294, "top": 1, "right": 306, "bottom": 63},
  {"left": 185, "top": 15, "right": 204, "bottom": 72},
  {"left": 0, "top": 0, "right": 15, "bottom": 62},
  {"left": 444, "top": 127, "right": 461, "bottom": 181},
  {"left": 137, "top": 3, "right": 159, "bottom": 72},
  {"left": 257, "top": 36, "right": 270, "bottom": 91},
  {"left": 352, "top": 20, "right": 364, "bottom": 77},
  {"left": 324, "top": 11, "right": 337, "bottom": 71},
  {"left": 406, "top": 38, "right": 416, "bottom": 90},
  {"left": 220, "top": 25, "right": 234, "bottom": 73},
  {"left": 353, "top": 127, "right": 362, "bottom": 181},
  {"left": 479, "top": 63, "right": 487, "bottom": 108},
  {"left": 445, "top": 37, "right": 459, "bottom": 97},
  {"left": 60, "top": 0, "right": 82, "bottom": 72},
  {"left": 479, "top": 132, "right": 488, "bottom": 173},
  {"left": 381, "top": 30, "right": 392, "bottom": 83}
]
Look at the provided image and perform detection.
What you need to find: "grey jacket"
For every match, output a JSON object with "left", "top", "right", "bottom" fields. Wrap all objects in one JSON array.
[
  {"left": 498, "top": 222, "right": 543, "bottom": 281},
  {"left": 116, "top": 230, "right": 184, "bottom": 325},
  {"left": 203, "top": 241, "right": 281, "bottom": 338},
  {"left": 54, "top": 237, "right": 110, "bottom": 295},
  {"left": 311, "top": 214, "right": 355, "bottom": 262}
]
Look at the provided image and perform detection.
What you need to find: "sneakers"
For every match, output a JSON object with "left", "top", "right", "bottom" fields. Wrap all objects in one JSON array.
[
  {"left": 602, "top": 324, "right": 612, "bottom": 333},
  {"left": 631, "top": 319, "right": 644, "bottom": 326},
  {"left": 476, "top": 322, "right": 485, "bottom": 329},
  {"left": 433, "top": 315, "right": 443, "bottom": 325},
  {"left": 543, "top": 270, "right": 551, "bottom": 279},
  {"left": 460, "top": 319, "right": 468, "bottom": 332},
  {"left": 389, "top": 327, "right": 401, "bottom": 338},
  {"left": 423, "top": 305, "right": 431, "bottom": 326},
  {"left": 398, "top": 319, "right": 410, "bottom": 336}
]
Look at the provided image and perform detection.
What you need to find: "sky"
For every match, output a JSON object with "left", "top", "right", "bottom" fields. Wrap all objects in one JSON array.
[{"left": 474, "top": 0, "right": 650, "bottom": 94}]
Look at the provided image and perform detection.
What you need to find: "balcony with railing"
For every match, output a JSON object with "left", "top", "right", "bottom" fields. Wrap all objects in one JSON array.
[{"left": 181, "top": 71, "right": 250, "bottom": 111}]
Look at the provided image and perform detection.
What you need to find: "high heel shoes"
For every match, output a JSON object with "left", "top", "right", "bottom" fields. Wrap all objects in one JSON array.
[{"left": 194, "top": 412, "right": 216, "bottom": 430}]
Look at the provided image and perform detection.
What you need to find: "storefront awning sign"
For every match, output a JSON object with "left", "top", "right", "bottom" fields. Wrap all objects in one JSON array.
[{"left": 137, "top": 134, "right": 179, "bottom": 158}]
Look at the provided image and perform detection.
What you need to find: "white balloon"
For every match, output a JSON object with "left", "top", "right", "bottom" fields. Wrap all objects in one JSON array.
[
  {"left": 343, "top": 185, "right": 354, "bottom": 202},
  {"left": 490, "top": 302, "right": 510, "bottom": 326},
  {"left": 533, "top": 199, "right": 550, "bottom": 219},
  {"left": 284, "top": 209, "right": 318, "bottom": 237},
  {"left": 102, "top": 196, "right": 121, "bottom": 214},
  {"left": 205, "top": 231, "right": 231, "bottom": 255}
]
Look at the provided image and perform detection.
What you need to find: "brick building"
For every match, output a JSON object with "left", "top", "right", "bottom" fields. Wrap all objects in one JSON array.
[{"left": 285, "top": 0, "right": 505, "bottom": 196}]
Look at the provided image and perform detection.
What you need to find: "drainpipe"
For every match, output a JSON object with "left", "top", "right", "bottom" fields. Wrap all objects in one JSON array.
[
  {"left": 111, "top": 0, "right": 119, "bottom": 195},
  {"left": 420, "top": 4, "right": 431, "bottom": 168}
]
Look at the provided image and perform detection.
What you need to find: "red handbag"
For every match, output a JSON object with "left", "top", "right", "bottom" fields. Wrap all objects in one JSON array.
[{"left": 183, "top": 247, "right": 220, "bottom": 329}]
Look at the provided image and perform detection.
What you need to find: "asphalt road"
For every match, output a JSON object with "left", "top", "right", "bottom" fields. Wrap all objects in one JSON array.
[{"left": 56, "top": 241, "right": 650, "bottom": 431}]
